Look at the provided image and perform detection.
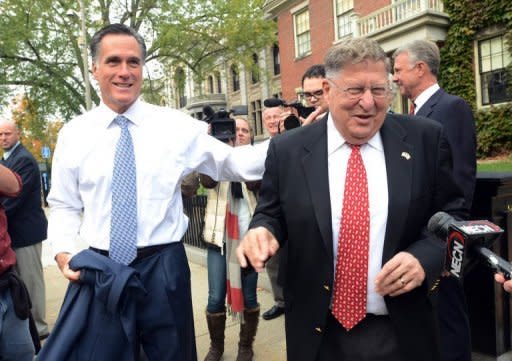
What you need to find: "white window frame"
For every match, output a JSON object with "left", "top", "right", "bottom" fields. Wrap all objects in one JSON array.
[
  {"left": 293, "top": 7, "right": 311, "bottom": 58},
  {"left": 334, "top": 0, "right": 354, "bottom": 39},
  {"left": 474, "top": 33, "right": 512, "bottom": 107}
]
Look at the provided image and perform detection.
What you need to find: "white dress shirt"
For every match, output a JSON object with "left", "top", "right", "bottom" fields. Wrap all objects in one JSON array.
[
  {"left": 327, "top": 115, "right": 389, "bottom": 315},
  {"left": 2, "top": 141, "right": 20, "bottom": 160},
  {"left": 47, "top": 100, "right": 267, "bottom": 256},
  {"left": 413, "top": 83, "right": 440, "bottom": 114}
]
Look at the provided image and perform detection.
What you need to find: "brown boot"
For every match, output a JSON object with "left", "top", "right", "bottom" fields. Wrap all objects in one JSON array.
[
  {"left": 204, "top": 311, "right": 226, "bottom": 361},
  {"left": 236, "top": 307, "right": 260, "bottom": 361}
]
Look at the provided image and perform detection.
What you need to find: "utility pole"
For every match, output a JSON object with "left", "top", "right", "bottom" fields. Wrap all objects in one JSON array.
[{"left": 78, "top": 0, "right": 92, "bottom": 110}]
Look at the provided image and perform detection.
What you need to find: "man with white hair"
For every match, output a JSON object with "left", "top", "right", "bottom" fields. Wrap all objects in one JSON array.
[{"left": 393, "top": 40, "right": 476, "bottom": 361}]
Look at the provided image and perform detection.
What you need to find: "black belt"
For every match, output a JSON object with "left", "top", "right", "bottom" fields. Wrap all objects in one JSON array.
[{"left": 90, "top": 243, "right": 174, "bottom": 262}]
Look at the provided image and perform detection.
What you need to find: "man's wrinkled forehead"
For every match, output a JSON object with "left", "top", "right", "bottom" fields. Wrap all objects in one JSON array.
[{"left": 264, "top": 107, "right": 282, "bottom": 118}]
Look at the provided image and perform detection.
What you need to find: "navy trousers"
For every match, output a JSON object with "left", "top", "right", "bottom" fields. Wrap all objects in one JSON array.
[
  {"left": 133, "top": 243, "right": 197, "bottom": 361},
  {"left": 37, "top": 244, "right": 197, "bottom": 361},
  {"left": 438, "top": 277, "right": 471, "bottom": 361}
]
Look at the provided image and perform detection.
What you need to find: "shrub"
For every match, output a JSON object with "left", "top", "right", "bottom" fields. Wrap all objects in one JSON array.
[{"left": 474, "top": 103, "right": 512, "bottom": 157}]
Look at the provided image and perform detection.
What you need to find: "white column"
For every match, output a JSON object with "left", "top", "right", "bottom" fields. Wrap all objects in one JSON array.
[{"left": 351, "top": 13, "right": 360, "bottom": 37}]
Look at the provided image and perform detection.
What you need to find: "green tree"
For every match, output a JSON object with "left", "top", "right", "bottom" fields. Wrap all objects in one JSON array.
[
  {"left": 153, "top": 0, "right": 276, "bottom": 92},
  {"left": 8, "top": 93, "right": 63, "bottom": 163},
  {"left": 0, "top": 0, "right": 276, "bottom": 120}
]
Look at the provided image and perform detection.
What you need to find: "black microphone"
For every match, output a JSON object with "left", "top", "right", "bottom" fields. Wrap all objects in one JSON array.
[
  {"left": 427, "top": 211, "right": 509, "bottom": 279},
  {"left": 263, "top": 98, "right": 285, "bottom": 108}
]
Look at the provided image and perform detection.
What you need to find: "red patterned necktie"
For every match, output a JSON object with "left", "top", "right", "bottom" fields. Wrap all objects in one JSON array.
[
  {"left": 332, "top": 144, "right": 370, "bottom": 331},
  {"left": 409, "top": 101, "right": 416, "bottom": 115}
]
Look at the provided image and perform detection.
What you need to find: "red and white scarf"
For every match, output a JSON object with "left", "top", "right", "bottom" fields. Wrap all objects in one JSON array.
[{"left": 225, "top": 192, "right": 244, "bottom": 319}]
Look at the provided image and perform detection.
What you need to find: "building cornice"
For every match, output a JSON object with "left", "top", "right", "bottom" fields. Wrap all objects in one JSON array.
[{"left": 263, "top": 0, "right": 295, "bottom": 18}]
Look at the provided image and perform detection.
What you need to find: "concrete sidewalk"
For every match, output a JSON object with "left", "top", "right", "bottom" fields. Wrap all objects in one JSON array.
[{"left": 42, "top": 241, "right": 287, "bottom": 360}]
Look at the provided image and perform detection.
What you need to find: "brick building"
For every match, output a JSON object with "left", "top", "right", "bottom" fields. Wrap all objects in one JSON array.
[
  {"left": 164, "top": 45, "right": 282, "bottom": 142},
  {"left": 263, "top": 0, "right": 511, "bottom": 112},
  {"left": 163, "top": 0, "right": 510, "bottom": 140}
]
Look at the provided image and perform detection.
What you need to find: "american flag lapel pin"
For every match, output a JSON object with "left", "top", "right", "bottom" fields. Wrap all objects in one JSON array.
[{"left": 401, "top": 151, "right": 411, "bottom": 160}]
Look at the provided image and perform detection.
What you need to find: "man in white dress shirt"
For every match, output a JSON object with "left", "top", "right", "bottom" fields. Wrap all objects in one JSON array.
[
  {"left": 393, "top": 40, "right": 476, "bottom": 361},
  {"left": 47, "top": 23, "right": 265, "bottom": 361}
]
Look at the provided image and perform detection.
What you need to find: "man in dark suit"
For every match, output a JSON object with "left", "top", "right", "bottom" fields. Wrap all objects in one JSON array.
[
  {"left": 260, "top": 106, "right": 286, "bottom": 321},
  {"left": 0, "top": 162, "right": 35, "bottom": 360},
  {"left": 393, "top": 40, "right": 476, "bottom": 361},
  {"left": 0, "top": 120, "right": 49, "bottom": 339},
  {"left": 237, "top": 37, "right": 467, "bottom": 361}
]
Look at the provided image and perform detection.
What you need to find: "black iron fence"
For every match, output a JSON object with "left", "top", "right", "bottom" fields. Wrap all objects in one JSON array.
[{"left": 181, "top": 195, "right": 207, "bottom": 249}]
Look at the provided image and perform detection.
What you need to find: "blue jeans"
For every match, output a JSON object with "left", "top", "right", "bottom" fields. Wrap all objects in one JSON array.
[
  {"left": 206, "top": 245, "right": 258, "bottom": 313},
  {"left": 0, "top": 289, "right": 35, "bottom": 361}
]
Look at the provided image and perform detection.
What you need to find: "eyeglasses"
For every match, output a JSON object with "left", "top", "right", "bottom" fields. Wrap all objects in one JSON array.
[
  {"left": 302, "top": 89, "right": 324, "bottom": 99},
  {"left": 327, "top": 79, "right": 390, "bottom": 100}
]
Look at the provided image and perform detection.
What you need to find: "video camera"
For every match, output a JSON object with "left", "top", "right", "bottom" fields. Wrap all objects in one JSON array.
[
  {"left": 263, "top": 98, "right": 315, "bottom": 131},
  {"left": 202, "top": 105, "right": 248, "bottom": 142}
]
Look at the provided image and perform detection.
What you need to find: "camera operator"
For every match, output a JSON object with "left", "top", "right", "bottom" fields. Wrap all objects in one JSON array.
[
  {"left": 200, "top": 117, "right": 261, "bottom": 361},
  {"left": 301, "top": 64, "right": 329, "bottom": 126}
]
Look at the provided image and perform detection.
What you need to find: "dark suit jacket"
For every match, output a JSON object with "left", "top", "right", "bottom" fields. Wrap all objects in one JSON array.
[
  {"left": 416, "top": 88, "right": 476, "bottom": 209},
  {"left": 250, "top": 113, "right": 467, "bottom": 361},
  {"left": 1, "top": 144, "right": 47, "bottom": 248},
  {"left": 36, "top": 250, "right": 146, "bottom": 361},
  {"left": 416, "top": 89, "right": 474, "bottom": 361}
]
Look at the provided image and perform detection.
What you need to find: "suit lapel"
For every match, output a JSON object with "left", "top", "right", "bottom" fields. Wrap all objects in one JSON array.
[
  {"left": 301, "top": 118, "right": 334, "bottom": 263},
  {"left": 416, "top": 88, "right": 444, "bottom": 118},
  {"left": 380, "top": 115, "right": 413, "bottom": 263}
]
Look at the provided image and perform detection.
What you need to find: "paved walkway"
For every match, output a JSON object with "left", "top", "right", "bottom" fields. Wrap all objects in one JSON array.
[
  {"left": 41, "top": 240, "right": 287, "bottom": 360},
  {"left": 41, "top": 240, "right": 506, "bottom": 361}
]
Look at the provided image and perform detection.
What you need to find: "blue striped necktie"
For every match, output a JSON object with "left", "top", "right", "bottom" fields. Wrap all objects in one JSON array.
[{"left": 110, "top": 115, "right": 137, "bottom": 265}]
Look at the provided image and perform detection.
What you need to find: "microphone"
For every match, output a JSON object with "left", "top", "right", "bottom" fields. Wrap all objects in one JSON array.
[
  {"left": 263, "top": 98, "right": 285, "bottom": 108},
  {"left": 427, "top": 211, "right": 509, "bottom": 279}
]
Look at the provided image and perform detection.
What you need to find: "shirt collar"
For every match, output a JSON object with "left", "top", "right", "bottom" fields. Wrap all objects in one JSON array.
[
  {"left": 327, "top": 113, "right": 384, "bottom": 156},
  {"left": 3, "top": 141, "right": 21, "bottom": 160},
  {"left": 98, "top": 99, "right": 144, "bottom": 128},
  {"left": 414, "top": 83, "right": 440, "bottom": 113}
]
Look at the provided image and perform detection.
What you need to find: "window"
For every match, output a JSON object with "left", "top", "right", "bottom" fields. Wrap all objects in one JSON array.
[
  {"left": 175, "top": 67, "right": 186, "bottom": 108},
  {"left": 251, "top": 53, "right": 260, "bottom": 84},
  {"left": 231, "top": 64, "right": 240, "bottom": 92},
  {"left": 272, "top": 44, "right": 280, "bottom": 76},
  {"left": 335, "top": 0, "right": 353, "bottom": 38},
  {"left": 479, "top": 35, "right": 512, "bottom": 105},
  {"left": 294, "top": 9, "right": 311, "bottom": 58},
  {"left": 208, "top": 75, "right": 214, "bottom": 94},
  {"left": 214, "top": 71, "right": 222, "bottom": 93},
  {"left": 250, "top": 100, "right": 263, "bottom": 135}
]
